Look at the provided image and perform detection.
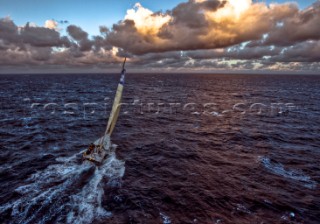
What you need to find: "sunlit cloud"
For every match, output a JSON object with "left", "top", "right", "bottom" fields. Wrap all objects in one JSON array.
[
  {"left": 211, "top": 0, "right": 252, "bottom": 20},
  {"left": 124, "top": 3, "right": 171, "bottom": 35},
  {"left": 107, "top": 0, "right": 300, "bottom": 55},
  {"left": 0, "top": 0, "right": 320, "bottom": 73},
  {"left": 45, "top": 19, "right": 59, "bottom": 30}
]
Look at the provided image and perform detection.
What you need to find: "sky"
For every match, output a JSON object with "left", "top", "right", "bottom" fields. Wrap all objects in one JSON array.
[{"left": 0, "top": 0, "right": 319, "bottom": 73}]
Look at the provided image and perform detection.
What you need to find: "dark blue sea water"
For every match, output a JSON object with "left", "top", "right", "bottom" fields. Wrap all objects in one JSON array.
[{"left": 0, "top": 73, "right": 319, "bottom": 223}]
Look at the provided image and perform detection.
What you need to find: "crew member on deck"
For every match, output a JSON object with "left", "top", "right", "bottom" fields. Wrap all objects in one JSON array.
[{"left": 86, "top": 143, "right": 95, "bottom": 155}]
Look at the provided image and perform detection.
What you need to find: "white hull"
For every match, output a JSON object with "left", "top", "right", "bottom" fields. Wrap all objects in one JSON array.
[{"left": 83, "top": 135, "right": 111, "bottom": 164}]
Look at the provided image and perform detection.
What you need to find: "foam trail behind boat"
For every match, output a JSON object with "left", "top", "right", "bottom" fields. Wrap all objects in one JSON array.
[{"left": 0, "top": 149, "right": 125, "bottom": 224}]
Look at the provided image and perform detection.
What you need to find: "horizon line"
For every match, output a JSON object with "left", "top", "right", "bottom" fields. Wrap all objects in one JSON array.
[{"left": 1, "top": 71, "right": 319, "bottom": 76}]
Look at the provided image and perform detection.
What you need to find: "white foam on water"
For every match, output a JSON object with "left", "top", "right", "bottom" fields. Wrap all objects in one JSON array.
[
  {"left": 0, "top": 148, "right": 125, "bottom": 224},
  {"left": 235, "top": 204, "right": 251, "bottom": 214},
  {"left": 259, "top": 156, "right": 317, "bottom": 189},
  {"left": 160, "top": 212, "right": 172, "bottom": 224},
  {"left": 210, "top": 112, "right": 223, "bottom": 117},
  {"left": 67, "top": 152, "right": 125, "bottom": 224}
]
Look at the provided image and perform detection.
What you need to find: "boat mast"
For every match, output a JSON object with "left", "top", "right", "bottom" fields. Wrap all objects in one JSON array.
[{"left": 105, "top": 57, "right": 127, "bottom": 136}]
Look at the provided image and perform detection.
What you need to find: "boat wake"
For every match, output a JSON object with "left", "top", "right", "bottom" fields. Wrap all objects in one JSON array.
[{"left": 0, "top": 148, "right": 125, "bottom": 224}]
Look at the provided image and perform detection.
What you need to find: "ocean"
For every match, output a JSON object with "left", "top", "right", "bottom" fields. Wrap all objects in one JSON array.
[{"left": 0, "top": 73, "right": 319, "bottom": 223}]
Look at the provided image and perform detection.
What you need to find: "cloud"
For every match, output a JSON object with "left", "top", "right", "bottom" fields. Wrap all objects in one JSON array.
[
  {"left": 107, "top": 0, "right": 300, "bottom": 54},
  {"left": 0, "top": 17, "right": 120, "bottom": 68},
  {"left": 0, "top": 1, "right": 320, "bottom": 73},
  {"left": 45, "top": 19, "right": 59, "bottom": 30},
  {"left": 67, "top": 25, "right": 93, "bottom": 51},
  {"left": 29, "top": 46, "right": 52, "bottom": 61},
  {"left": 0, "top": 17, "right": 69, "bottom": 48},
  {"left": 270, "top": 40, "right": 320, "bottom": 62},
  {"left": 264, "top": 1, "right": 320, "bottom": 46},
  {"left": 21, "top": 22, "right": 63, "bottom": 47},
  {"left": 0, "top": 17, "right": 19, "bottom": 46},
  {"left": 125, "top": 3, "right": 171, "bottom": 34}
]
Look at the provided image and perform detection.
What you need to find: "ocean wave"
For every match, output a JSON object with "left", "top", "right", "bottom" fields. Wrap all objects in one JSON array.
[{"left": 259, "top": 156, "right": 317, "bottom": 189}]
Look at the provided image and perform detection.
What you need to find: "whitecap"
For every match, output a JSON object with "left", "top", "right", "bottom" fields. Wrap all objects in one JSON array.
[
  {"left": 259, "top": 156, "right": 317, "bottom": 189},
  {"left": 160, "top": 212, "right": 171, "bottom": 224}
]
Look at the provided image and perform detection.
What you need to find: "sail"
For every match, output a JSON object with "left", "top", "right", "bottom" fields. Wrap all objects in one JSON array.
[
  {"left": 105, "top": 59, "right": 126, "bottom": 136},
  {"left": 84, "top": 58, "right": 126, "bottom": 163}
]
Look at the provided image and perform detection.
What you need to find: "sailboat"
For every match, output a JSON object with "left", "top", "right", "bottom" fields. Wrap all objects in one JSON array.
[{"left": 83, "top": 58, "right": 127, "bottom": 164}]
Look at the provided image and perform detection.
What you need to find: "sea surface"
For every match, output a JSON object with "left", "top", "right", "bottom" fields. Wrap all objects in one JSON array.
[{"left": 0, "top": 73, "right": 319, "bottom": 224}]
